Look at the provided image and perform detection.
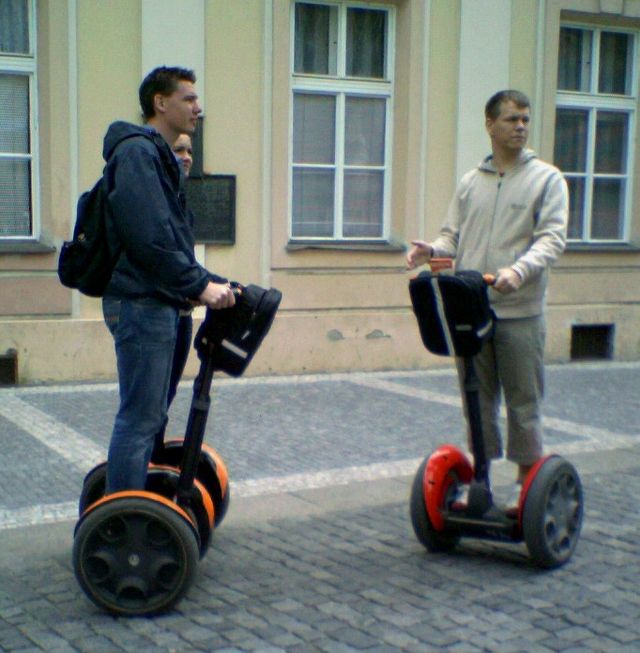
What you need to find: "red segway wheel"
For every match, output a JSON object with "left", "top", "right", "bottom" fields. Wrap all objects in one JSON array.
[
  {"left": 73, "top": 492, "right": 200, "bottom": 616},
  {"left": 521, "top": 455, "right": 583, "bottom": 569},
  {"left": 410, "top": 446, "right": 472, "bottom": 553}
]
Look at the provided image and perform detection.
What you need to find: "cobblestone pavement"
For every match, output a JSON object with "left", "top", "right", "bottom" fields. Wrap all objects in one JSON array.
[{"left": 0, "top": 362, "right": 639, "bottom": 652}]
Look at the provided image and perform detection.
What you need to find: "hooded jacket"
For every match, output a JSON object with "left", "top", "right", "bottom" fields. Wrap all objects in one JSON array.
[
  {"left": 102, "top": 121, "right": 215, "bottom": 308},
  {"left": 431, "top": 149, "right": 568, "bottom": 319}
]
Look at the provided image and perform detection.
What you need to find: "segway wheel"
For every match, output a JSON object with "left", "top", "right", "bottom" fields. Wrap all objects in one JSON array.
[
  {"left": 73, "top": 493, "right": 200, "bottom": 616},
  {"left": 410, "top": 457, "right": 460, "bottom": 553},
  {"left": 78, "top": 462, "right": 107, "bottom": 515},
  {"left": 157, "top": 439, "right": 230, "bottom": 526},
  {"left": 522, "top": 456, "right": 583, "bottom": 569}
]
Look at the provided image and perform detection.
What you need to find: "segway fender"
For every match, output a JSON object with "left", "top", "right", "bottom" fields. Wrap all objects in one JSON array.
[
  {"left": 518, "top": 454, "right": 555, "bottom": 531},
  {"left": 424, "top": 445, "right": 473, "bottom": 530}
]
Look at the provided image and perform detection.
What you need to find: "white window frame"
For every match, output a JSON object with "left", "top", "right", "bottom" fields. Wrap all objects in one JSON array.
[
  {"left": 555, "top": 23, "right": 638, "bottom": 244},
  {"left": 289, "top": 0, "right": 395, "bottom": 242},
  {"left": 0, "top": 0, "right": 39, "bottom": 241}
]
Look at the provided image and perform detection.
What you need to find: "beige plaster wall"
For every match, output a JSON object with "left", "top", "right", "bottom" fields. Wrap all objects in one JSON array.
[
  {"left": 1, "top": 0, "right": 639, "bottom": 385},
  {"left": 202, "top": 0, "right": 265, "bottom": 286}
]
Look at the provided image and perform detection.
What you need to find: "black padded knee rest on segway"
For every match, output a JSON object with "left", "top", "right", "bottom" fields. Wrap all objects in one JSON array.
[
  {"left": 195, "top": 284, "right": 283, "bottom": 377},
  {"left": 409, "top": 270, "right": 494, "bottom": 358}
]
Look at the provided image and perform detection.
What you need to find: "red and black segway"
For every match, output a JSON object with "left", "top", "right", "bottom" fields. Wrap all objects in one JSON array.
[
  {"left": 408, "top": 269, "right": 583, "bottom": 568},
  {"left": 73, "top": 284, "right": 282, "bottom": 615}
]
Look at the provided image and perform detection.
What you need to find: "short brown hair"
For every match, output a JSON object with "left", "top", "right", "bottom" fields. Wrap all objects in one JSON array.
[
  {"left": 485, "top": 90, "right": 530, "bottom": 120},
  {"left": 139, "top": 66, "right": 196, "bottom": 120}
]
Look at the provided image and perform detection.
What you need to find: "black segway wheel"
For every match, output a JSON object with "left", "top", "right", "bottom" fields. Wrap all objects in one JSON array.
[
  {"left": 145, "top": 465, "right": 215, "bottom": 557},
  {"left": 410, "top": 457, "right": 460, "bottom": 553},
  {"left": 73, "top": 492, "right": 200, "bottom": 616},
  {"left": 522, "top": 456, "right": 583, "bottom": 569},
  {"left": 79, "top": 463, "right": 215, "bottom": 556},
  {"left": 156, "top": 439, "right": 230, "bottom": 526},
  {"left": 78, "top": 462, "right": 107, "bottom": 515}
]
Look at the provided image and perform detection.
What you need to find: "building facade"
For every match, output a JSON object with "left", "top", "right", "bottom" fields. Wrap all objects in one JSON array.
[{"left": 1, "top": 0, "right": 639, "bottom": 384}]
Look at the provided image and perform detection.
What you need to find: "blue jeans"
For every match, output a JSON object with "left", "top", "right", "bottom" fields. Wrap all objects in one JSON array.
[
  {"left": 103, "top": 297, "right": 180, "bottom": 492},
  {"left": 152, "top": 313, "right": 193, "bottom": 459}
]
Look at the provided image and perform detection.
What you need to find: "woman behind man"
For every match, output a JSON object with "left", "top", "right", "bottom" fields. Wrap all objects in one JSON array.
[{"left": 151, "top": 133, "right": 197, "bottom": 459}]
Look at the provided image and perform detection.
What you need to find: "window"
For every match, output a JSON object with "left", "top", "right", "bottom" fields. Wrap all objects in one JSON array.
[
  {"left": 0, "top": 0, "right": 37, "bottom": 239},
  {"left": 291, "top": 1, "right": 394, "bottom": 241},
  {"left": 554, "top": 25, "right": 637, "bottom": 243}
]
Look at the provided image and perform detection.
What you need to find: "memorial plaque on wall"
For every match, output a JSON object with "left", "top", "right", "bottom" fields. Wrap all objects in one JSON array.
[{"left": 186, "top": 174, "right": 236, "bottom": 244}]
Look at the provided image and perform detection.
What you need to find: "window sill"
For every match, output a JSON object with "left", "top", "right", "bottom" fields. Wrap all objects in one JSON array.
[
  {"left": 0, "top": 240, "right": 57, "bottom": 254},
  {"left": 566, "top": 242, "right": 640, "bottom": 253},
  {"left": 287, "top": 239, "right": 406, "bottom": 252}
]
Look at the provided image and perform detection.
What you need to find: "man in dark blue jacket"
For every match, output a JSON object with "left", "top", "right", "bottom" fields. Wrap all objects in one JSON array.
[{"left": 101, "top": 66, "right": 234, "bottom": 493}]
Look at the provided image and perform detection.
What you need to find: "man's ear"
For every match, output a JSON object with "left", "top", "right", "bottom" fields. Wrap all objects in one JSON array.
[
  {"left": 153, "top": 93, "right": 166, "bottom": 115},
  {"left": 485, "top": 117, "right": 494, "bottom": 136}
]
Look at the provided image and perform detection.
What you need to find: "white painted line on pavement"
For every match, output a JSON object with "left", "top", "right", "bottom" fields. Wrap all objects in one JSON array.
[
  {"left": 231, "top": 458, "right": 420, "bottom": 497},
  {"left": 1, "top": 362, "right": 638, "bottom": 531},
  {"left": 347, "top": 376, "right": 639, "bottom": 452},
  {"left": 0, "top": 501, "right": 77, "bottom": 530},
  {"left": 0, "top": 459, "right": 422, "bottom": 530},
  {"left": 0, "top": 395, "right": 106, "bottom": 469}
]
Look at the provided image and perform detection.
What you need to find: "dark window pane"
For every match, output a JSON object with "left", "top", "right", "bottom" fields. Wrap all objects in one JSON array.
[
  {"left": 591, "top": 179, "right": 623, "bottom": 239},
  {"left": 292, "top": 168, "right": 334, "bottom": 237},
  {"left": 557, "top": 27, "right": 591, "bottom": 92},
  {"left": 294, "top": 2, "right": 337, "bottom": 75},
  {"left": 346, "top": 8, "right": 386, "bottom": 78},
  {"left": 595, "top": 111, "right": 628, "bottom": 174},
  {"left": 0, "top": 0, "right": 29, "bottom": 54},
  {"left": 343, "top": 170, "right": 383, "bottom": 237},
  {"left": 293, "top": 93, "right": 336, "bottom": 164},
  {"left": 554, "top": 108, "right": 588, "bottom": 172},
  {"left": 344, "top": 96, "right": 385, "bottom": 165},
  {"left": 598, "top": 31, "right": 631, "bottom": 95},
  {"left": 0, "top": 158, "right": 31, "bottom": 235},
  {"left": 566, "top": 177, "right": 585, "bottom": 240}
]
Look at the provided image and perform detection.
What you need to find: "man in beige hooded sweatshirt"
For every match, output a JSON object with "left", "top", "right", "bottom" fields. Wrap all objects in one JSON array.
[{"left": 406, "top": 89, "right": 569, "bottom": 508}]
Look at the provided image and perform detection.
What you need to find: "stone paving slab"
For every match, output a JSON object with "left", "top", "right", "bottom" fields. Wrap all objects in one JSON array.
[
  {"left": 0, "top": 457, "right": 639, "bottom": 653},
  {"left": 0, "top": 362, "right": 639, "bottom": 651}
]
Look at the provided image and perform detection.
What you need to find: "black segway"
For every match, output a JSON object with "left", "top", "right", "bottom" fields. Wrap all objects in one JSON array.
[
  {"left": 73, "top": 284, "right": 282, "bottom": 615},
  {"left": 408, "top": 269, "right": 583, "bottom": 568}
]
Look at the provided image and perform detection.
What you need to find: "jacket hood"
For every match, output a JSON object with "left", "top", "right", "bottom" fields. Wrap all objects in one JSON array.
[
  {"left": 103, "top": 121, "right": 154, "bottom": 161},
  {"left": 478, "top": 148, "right": 537, "bottom": 173}
]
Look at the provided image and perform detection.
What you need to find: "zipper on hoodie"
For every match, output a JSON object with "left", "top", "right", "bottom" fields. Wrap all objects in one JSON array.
[{"left": 483, "top": 171, "right": 504, "bottom": 273}]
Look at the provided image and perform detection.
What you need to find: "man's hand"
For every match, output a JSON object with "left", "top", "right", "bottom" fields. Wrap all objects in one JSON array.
[
  {"left": 406, "top": 240, "right": 433, "bottom": 270},
  {"left": 198, "top": 282, "right": 236, "bottom": 309},
  {"left": 493, "top": 267, "right": 523, "bottom": 294}
]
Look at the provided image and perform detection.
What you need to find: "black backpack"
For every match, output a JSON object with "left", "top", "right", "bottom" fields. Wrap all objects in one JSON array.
[
  {"left": 195, "top": 283, "right": 283, "bottom": 377},
  {"left": 57, "top": 175, "right": 118, "bottom": 297},
  {"left": 409, "top": 270, "right": 494, "bottom": 358},
  {"left": 57, "top": 132, "right": 163, "bottom": 297}
]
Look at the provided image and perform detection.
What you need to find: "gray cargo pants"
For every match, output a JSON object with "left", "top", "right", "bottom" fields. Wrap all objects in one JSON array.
[{"left": 456, "top": 314, "right": 546, "bottom": 466}]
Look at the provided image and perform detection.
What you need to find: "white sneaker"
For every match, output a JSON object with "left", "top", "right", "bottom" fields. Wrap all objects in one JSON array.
[
  {"left": 451, "top": 484, "right": 469, "bottom": 509},
  {"left": 505, "top": 483, "right": 523, "bottom": 515}
]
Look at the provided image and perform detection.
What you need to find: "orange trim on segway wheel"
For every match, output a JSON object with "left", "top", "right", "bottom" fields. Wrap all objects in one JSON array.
[
  {"left": 518, "top": 455, "right": 555, "bottom": 530},
  {"left": 79, "top": 490, "right": 194, "bottom": 526},
  {"left": 164, "top": 438, "right": 229, "bottom": 498},
  {"left": 424, "top": 445, "right": 473, "bottom": 531},
  {"left": 148, "top": 464, "right": 216, "bottom": 530},
  {"left": 201, "top": 444, "right": 229, "bottom": 496}
]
